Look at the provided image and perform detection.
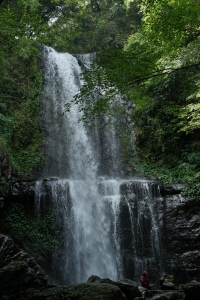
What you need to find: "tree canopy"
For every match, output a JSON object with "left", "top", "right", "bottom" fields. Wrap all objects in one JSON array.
[
  {"left": 66, "top": 0, "right": 200, "bottom": 191},
  {"left": 0, "top": 0, "right": 140, "bottom": 174},
  {"left": 73, "top": 0, "right": 200, "bottom": 129},
  {"left": 1, "top": 0, "right": 200, "bottom": 193}
]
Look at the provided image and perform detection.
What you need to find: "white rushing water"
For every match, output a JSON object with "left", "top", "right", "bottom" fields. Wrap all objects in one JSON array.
[
  {"left": 36, "top": 46, "right": 164, "bottom": 286},
  {"left": 39, "top": 46, "right": 124, "bottom": 284}
]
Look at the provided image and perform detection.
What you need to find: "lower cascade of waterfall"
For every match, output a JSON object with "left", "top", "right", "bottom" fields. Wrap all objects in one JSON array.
[
  {"left": 36, "top": 45, "right": 164, "bottom": 287},
  {"left": 35, "top": 178, "right": 122, "bottom": 284}
]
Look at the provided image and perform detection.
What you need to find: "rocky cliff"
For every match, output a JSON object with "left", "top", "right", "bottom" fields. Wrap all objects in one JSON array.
[
  {"left": 119, "top": 182, "right": 200, "bottom": 286},
  {"left": 0, "top": 180, "right": 200, "bottom": 287},
  {"left": 2, "top": 234, "right": 200, "bottom": 300},
  {"left": 160, "top": 185, "right": 200, "bottom": 285}
]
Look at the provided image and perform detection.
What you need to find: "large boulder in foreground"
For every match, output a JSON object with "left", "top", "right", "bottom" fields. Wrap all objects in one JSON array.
[
  {"left": 18, "top": 283, "right": 125, "bottom": 300},
  {"left": 179, "top": 280, "right": 200, "bottom": 300},
  {"left": 0, "top": 234, "right": 47, "bottom": 298},
  {"left": 145, "top": 290, "right": 185, "bottom": 300},
  {"left": 87, "top": 275, "right": 141, "bottom": 300}
]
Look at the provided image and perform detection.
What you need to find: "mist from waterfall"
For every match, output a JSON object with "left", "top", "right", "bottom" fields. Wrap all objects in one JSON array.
[{"left": 36, "top": 46, "right": 164, "bottom": 286}]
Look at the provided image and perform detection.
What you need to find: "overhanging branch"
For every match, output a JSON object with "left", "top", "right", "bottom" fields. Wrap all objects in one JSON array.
[{"left": 126, "top": 61, "right": 200, "bottom": 87}]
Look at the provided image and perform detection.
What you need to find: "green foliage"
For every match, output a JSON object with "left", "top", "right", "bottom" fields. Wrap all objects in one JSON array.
[
  {"left": 0, "top": 0, "right": 141, "bottom": 177},
  {"left": 56, "top": 291, "right": 84, "bottom": 300},
  {"left": 73, "top": 0, "right": 200, "bottom": 122},
  {"left": 179, "top": 103, "right": 200, "bottom": 133},
  {"left": 1, "top": 0, "right": 200, "bottom": 193},
  {"left": 49, "top": 0, "right": 141, "bottom": 53},
  {"left": 181, "top": 184, "right": 200, "bottom": 198},
  {"left": 3, "top": 203, "right": 59, "bottom": 262},
  {"left": 0, "top": 197, "right": 4, "bottom": 208},
  {"left": 0, "top": 0, "right": 46, "bottom": 175},
  {"left": 134, "top": 159, "right": 199, "bottom": 185},
  {"left": 0, "top": 55, "right": 44, "bottom": 174},
  {"left": 68, "top": 0, "right": 200, "bottom": 192},
  {"left": 139, "top": 0, "right": 200, "bottom": 51}
]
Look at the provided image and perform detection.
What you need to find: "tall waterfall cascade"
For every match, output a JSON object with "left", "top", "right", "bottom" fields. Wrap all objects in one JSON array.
[{"left": 36, "top": 46, "right": 164, "bottom": 286}]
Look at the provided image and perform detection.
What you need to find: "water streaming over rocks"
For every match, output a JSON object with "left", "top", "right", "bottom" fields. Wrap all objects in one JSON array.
[
  {"left": 36, "top": 46, "right": 164, "bottom": 286},
  {"left": 120, "top": 181, "right": 164, "bottom": 286}
]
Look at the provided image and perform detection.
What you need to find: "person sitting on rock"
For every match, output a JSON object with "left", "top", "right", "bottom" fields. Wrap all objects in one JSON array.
[{"left": 140, "top": 271, "right": 151, "bottom": 289}]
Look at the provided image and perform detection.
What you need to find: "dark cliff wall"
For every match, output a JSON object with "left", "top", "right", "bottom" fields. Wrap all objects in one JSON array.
[
  {"left": 119, "top": 182, "right": 200, "bottom": 287},
  {"left": 161, "top": 191, "right": 200, "bottom": 285}
]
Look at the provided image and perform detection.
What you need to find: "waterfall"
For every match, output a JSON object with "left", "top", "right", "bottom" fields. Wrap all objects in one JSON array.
[
  {"left": 38, "top": 46, "right": 124, "bottom": 284},
  {"left": 36, "top": 46, "right": 164, "bottom": 286}
]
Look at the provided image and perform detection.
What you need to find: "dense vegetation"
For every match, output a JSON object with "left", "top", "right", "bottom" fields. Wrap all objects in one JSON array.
[
  {"left": 0, "top": 0, "right": 141, "bottom": 263},
  {"left": 72, "top": 0, "right": 200, "bottom": 196},
  {"left": 0, "top": 0, "right": 46, "bottom": 176},
  {"left": 0, "top": 0, "right": 140, "bottom": 176},
  {"left": 1, "top": 0, "right": 200, "bottom": 261},
  {"left": 0, "top": 198, "right": 59, "bottom": 265}
]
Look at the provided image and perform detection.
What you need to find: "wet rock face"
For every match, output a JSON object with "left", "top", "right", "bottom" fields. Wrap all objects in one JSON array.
[
  {"left": 11, "top": 181, "right": 36, "bottom": 196},
  {"left": 162, "top": 184, "right": 188, "bottom": 195},
  {"left": 0, "top": 180, "right": 36, "bottom": 198},
  {"left": 146, "top": 290, "right": 185, "bottom": 300},
  {"left": 118, "top": 181, "right": 200, "bottom": 286},
  {"left": 0, "top": 234, "right": 47, "bottom": 298},
  {"left": 162, "top": 195, "right": 200, "bottom": 284},
  {"left": 159, "top": 274, "right": 178, "bottom": 290},
  {"left": 0, "top": 152, "right": 13, "bottom": 180},
  {"left": 119, "top": 181, "right": 165, "bottom": 288}
]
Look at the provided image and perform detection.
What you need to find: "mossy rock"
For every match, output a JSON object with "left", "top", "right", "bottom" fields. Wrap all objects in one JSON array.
[{"left": 18, "top": 283, "right": 125, "bottom": 300}]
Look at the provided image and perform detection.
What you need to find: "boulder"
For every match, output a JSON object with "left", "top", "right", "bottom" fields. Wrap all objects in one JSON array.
[
  {"left": 87, "top": 275, "right": 101, "bottom": 283},
  {"left": 116, "top": 279, "right": 142, "bottom": 300},
  {"left": 11, "top": 181, "right": 35, "bottom": 196},
  {"left": 160, "top": 275, "right": 178, "bottom": 290},
  {"left": 0, "top": 234, "right": 47, "bottom": 298},
  {"left": 87, "top": 276, "right": 141, "bottom": 300},
  {"left": 163, "top": 184, "right": 187, "bottom": 195},
  {"left": 151, "top": 291, "right": 185, "bottom": 299},
  {"left": 19, "top": 283, "right": 126, "bottom": 300},
  {"left": 179, "top": 280, "right": 200, "bottom": 300},
  {"left": 145, "top": 290, "right": 185, "bottom": 299}
]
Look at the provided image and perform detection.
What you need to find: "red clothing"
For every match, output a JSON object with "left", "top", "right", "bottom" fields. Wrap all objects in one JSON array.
[
  {"left": 140, "top": 275, "right": 149, "bottom": 286},
  {"left": 140, "top": 274, "right": 150, "bottom": 288}
]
